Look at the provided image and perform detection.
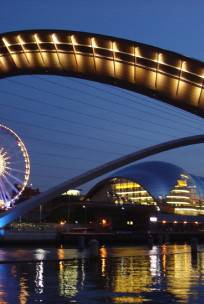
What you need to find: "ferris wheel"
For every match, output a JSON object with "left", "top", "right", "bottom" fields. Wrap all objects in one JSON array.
[{"left": 0, "top": 124, "right": 30, "bottom": 209}]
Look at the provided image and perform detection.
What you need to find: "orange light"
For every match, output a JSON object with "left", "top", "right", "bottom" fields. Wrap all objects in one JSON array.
[
  {"left": 173, "top": 221, "right": 178, "bottom": 224},
  {"left": 162, "top": 220, "right": 166, "bottom": 224},
  {"left": 195, "top": 221, "right": 198, "bottom": 224},
  {"left": 100, "top": 246, "right": 108, "bottom": 258},
  {"left": 183, "top": 221, "right": 187, "bottom": 224},
  {"left": 102, "top": 219, "right": 107, "bottom": 225},
  {"left": 91, "top": 37, "right": 97, "bottom": 48}
]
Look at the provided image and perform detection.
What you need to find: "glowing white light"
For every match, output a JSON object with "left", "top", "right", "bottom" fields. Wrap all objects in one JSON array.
[
  {"left": 0, "top": 152, "right": 6, "bottom": 176},
  {"left": 35, "top": 261, "right": 44, "bottom": 294},
  {"left": 17, "top": 35, "right": 30, "bottom": 64},
  {"left": 62, "top": 189, "right": 80, "bottom": 196},
  {"left": 150, "top": 216, "right": 158, "bottom": 222}
]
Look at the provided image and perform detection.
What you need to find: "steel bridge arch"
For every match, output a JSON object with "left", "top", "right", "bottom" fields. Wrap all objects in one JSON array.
[
  {"left": 1, "top": 29, "right": 204, "bottom": 226},
  {"left": 0, "top": 134, "right": 204, "bottom": 227},
  {"left": 1, "top": 29, "right": 204, "bottom": 117}
]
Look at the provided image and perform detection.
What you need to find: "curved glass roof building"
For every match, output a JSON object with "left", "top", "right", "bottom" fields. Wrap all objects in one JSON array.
[{"left": 86, "top": 161, "right": 204, "bottom": 216}]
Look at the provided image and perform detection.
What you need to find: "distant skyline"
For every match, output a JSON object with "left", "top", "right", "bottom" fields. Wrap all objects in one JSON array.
[{"left": 1, "top": 0, "right": 204, "bottom": 192}]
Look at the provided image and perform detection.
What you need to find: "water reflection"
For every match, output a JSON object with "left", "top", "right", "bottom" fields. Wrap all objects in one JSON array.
[
  {"left": 58, "top": 258, "right": 85, "bottom": 298},
  {"left": 35, "top": 262, "right": 44, "bottom": 294},
  {"left": 110, "top": 256, "right": 153, "bottom": 303},
  {"left": 165, "top": 246, "right": 196, "bottom": 302},
  {"left": 0, "top": 265, "right": 9, "bottom": 304},
  {"left": 59, "top": 260, "right": 78, "bottom": 297},
  {"left": 100, "top": 246, "right": 108, "bottom": 276},
  {"left": 1, "top": 245, "right": 204, "bottom": 303},
  {"left": 19, "top": 276, "right": 28, "bottom": 304}
]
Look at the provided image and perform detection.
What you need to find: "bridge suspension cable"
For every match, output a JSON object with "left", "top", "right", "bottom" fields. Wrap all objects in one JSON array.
[
  {"left": 38, "top": 76, "right": 204, "bottom": 131},
  {"left": 6, "top": 78, "right": 199, "bottom": 137},
  {"left": 69, "top": 78, "right": 204, "bottom": 128}
]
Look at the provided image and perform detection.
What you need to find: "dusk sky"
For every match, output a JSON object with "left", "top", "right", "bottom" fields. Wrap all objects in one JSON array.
[{"left": 1, "top": 0, "right": 204, "bottom": 192}]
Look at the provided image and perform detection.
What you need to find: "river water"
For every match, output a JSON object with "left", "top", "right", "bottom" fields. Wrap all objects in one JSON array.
[{"left": 0, "top": 244, "right": 204, "bottom": 303}]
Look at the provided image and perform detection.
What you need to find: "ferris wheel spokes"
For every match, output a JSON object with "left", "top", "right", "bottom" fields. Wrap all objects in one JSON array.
[
  {"left": 1, "top": 174, "right": 20, "bottom": 194},
  {"left": 0, "top": 124, "right": 30, "bottom": 208},
  {"left": 5, "top": 171, "right": 25, "bottom": 185},
  {"left": 5, "top": 167, "right": 25, "bottom": 174},
  {"left": 0, "top": 178, "right": 12, "bottom": 207},
  {"left": 0, "top": 181, "right": 8, "bottom": 206}
]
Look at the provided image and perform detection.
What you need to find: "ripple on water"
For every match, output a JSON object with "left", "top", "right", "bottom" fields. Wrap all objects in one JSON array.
[{"left": 0, "top": 245, "right": 203, "bottom": 303}]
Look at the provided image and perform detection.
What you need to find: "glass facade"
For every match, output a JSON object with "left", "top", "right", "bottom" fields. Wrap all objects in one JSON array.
[
  {"left": 166, "top": 174, "right": 200, "bottom": 215},
  {"left": 87, "top": 162, "right": 204, "bottom": 217},
  {"left": 110, "top": 178, "right": 156, "bottom": 206}
]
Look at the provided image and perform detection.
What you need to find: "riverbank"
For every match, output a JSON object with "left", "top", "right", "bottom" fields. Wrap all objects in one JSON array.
[{"left": 1, "top": 230, "right": 204, "bottom": 245}]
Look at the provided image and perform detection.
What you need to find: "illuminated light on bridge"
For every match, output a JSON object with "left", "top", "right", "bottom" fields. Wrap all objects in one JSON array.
[{"left": 1, "top": 30, "right": 204, "bottom": 116}]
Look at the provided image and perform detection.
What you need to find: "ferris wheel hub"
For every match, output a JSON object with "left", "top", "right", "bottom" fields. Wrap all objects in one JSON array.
[{"left": 0, "top": 150, "right": 6, "bottom": 176}]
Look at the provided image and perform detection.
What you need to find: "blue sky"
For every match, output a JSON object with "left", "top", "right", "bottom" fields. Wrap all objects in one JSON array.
[{"left": 1, "top": 0, "right": 204, "bottom": 192}]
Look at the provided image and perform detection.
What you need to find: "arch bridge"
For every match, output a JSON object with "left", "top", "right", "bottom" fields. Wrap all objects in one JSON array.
[
  {"left": 0, "top": 29, "right": 204, "bottom": 116},
  {"left": 0, "top": 29, "right": 204, "bottom": 226}
]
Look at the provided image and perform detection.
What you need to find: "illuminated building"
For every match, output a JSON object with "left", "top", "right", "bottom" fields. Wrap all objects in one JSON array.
[
  {"left": 16, "top": 161, "right": 204, "bottom": 232},
  {"left": 86, "top": 161, "right": 204, "bottom": 217}
]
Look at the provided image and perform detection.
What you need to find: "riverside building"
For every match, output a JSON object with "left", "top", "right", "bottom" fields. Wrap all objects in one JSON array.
[{"left": 84, "top": 161, "right": 204, "bottom": 231}]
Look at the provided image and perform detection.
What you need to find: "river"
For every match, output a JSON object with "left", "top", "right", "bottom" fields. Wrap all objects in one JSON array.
[{"left": 0, "top": 244, "right": 203, "bottom": 303}]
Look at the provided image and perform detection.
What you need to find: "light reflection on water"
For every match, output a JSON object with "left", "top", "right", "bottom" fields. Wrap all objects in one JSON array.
[{"left": 0, "top": 245, "right": 204, "bottom": 303}]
